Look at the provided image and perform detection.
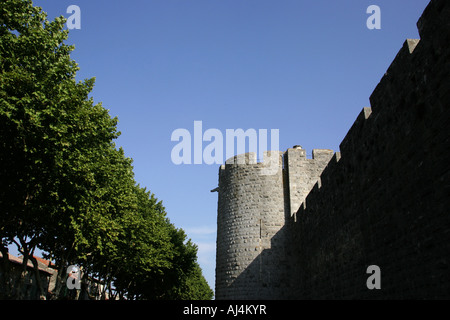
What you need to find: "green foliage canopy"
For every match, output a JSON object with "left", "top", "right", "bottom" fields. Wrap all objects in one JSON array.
[{"left": 0, "top": 0, "right": 213, "bottom": 300}]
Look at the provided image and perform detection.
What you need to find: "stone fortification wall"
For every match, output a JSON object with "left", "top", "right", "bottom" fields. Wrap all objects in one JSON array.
[
  {"left": 215, "top": 0, "right": 450, "bottom": 299},
  {"left": 288, "top": 0, "right": 450, "bottom": 299}
]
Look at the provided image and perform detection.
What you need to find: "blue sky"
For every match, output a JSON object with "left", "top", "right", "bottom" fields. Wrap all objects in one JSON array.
[{"left": 29, "top": 0, "right": 429, "bottom": 291}]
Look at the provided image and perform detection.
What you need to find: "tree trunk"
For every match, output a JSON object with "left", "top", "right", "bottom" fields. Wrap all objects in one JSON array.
[
  {"left": 52, "top": 241, "right": 75, "bottom": 299},
  {"left": 52, "top": 262, "right": 67, "bottom": 299},
  {"left": 0, "top": 242, "right": 12, "bottom": 299},
  {"left": 29, "top": 255, "right": 47, "bottom": 300},
  {"left": 13, "top": 237, "right": 39, "bottom": 299},
  {"left": 14, "top": 253, "right": 29, "bottom": 299}
]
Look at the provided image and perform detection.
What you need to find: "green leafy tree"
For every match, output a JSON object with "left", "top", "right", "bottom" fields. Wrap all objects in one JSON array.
[
  {"left": 177, "top": 262, "right": 214, "bottom": 300},
  {"left": 111, "top": 187, "right": 174, "bottom": 299},
  {"left": 0, "top": 0, "right": 213, "bottom": 300},
  {"left": 0, "top": 0, "right": 119, "bottom": 298}
]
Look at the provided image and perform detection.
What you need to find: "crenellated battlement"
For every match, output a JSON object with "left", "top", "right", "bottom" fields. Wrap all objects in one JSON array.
[
  {"left": 215, "top": 0, "right": 450, "bottom": 300},
  {"left": 284, "top": 147, "right": 334, "bottom": 217},
  {"left": 220, "top": 151, "right": 284, "bottom": 171}
]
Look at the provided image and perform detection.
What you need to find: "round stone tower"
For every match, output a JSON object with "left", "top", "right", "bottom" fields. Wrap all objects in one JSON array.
[
  {"left": 214, "top": 147, "right": 334, "bottom": 299},
  {"left": 214, "top": 151, "right": 287, "bottom": 299}
]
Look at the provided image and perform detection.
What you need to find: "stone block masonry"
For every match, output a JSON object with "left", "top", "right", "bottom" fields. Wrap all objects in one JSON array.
[
  {"left": 215, "top": 149, "right": 333, "bottom": 299},
  {"left": 215, "top": 151, "right": 285, "bottom": 299},
  {"left": 285, "top": 147, "right": 334, "bottom": 217},
  {"left": 214, "top": 0, "right": 450, "bottom": 299}
]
